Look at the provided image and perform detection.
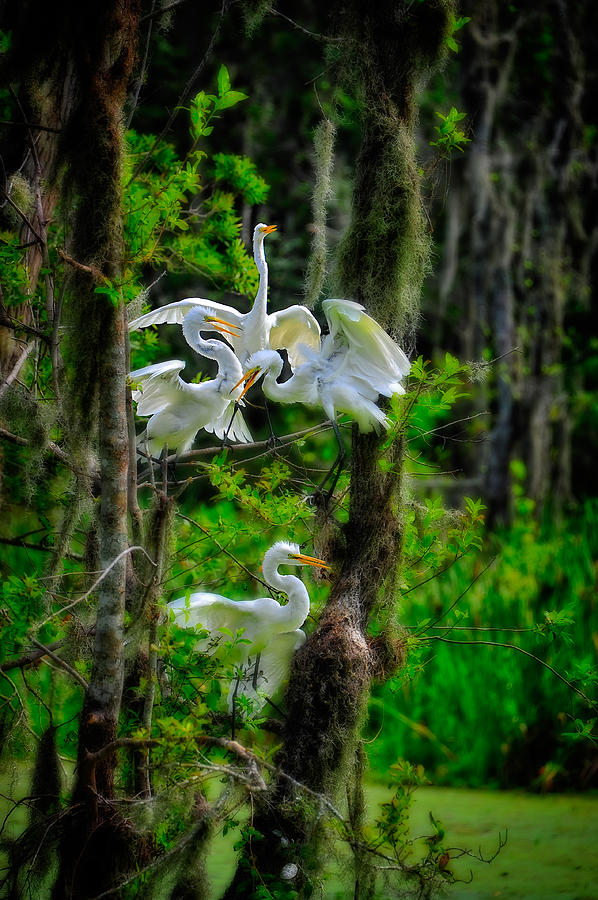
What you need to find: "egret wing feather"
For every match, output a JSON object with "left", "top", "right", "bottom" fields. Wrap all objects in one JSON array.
[
  {"left": 269, "top": 306, "right": 321, "bottom": 369},
  {"left": 323, "top": 298, "right": 411, "bottom": 379},
  {"left": 130, "top": 360, "right": 190, "bottom": 416},
  {"left": 129, "top": 298, "right": 242, "bottom": 332},
  {"left": 230, "top": 630, "right": 306, "bottom": 711}
]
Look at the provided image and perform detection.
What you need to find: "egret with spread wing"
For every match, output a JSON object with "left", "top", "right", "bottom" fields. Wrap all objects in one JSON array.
[
  {"left": 240, "top": 298, "right": 411, "bottom": 494},
  {"left": 168, "top": 541, "right": 328, "bottom": 716},
  {"left": 130, "top": 306, "right": 252, "bottom": 454},
  {"left": 129, "top": 224, "right": 321, "bottom": 369}
]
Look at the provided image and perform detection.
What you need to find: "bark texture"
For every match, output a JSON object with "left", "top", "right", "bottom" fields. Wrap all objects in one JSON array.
[
  {"left": 222, "top": 3, "right": 453, "bottom": 897},
  {"left": 49, "top": 3, "right": 141, "bottom": 897}
]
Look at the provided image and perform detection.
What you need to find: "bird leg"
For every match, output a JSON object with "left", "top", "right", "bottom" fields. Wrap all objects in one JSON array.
[
  {"left": 222, "top": 401, "right": 241, "bottom": 448},
  {"left": 308, "top": 419, "right": 346, "bottom": 505},
  {"left": 264, "top": 695, "right": 287, "bottom": 719},
  {"left": 264, "top": 398, "right": 282, "bottom": 452},
  {"left": 230, "top": 669, "right": 241, "bottom": 741},
  {"left": 251, "top": 652, "right": 262, "bottom": 690}
]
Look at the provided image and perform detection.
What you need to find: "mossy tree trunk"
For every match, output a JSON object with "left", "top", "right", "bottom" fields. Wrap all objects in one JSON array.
[
  {"left": 221, "top": 3, "right": 453, "bottom": 898},
  {"left": 49, "top": 4, "right": 141, "bottom": 898}
]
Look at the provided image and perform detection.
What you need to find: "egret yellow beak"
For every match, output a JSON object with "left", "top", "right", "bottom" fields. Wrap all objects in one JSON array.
[
  {"left": 290, "top": 552, "right": 331, "bottom": 570},
  {"left": 229, "top": 365, "right": 262, "bottom": 397},
  {"left": 261, "top": 224, "right": 278, "bottom": 234},
  {"left": 205, "top": 315, "right": 242, "bottom": 338}
]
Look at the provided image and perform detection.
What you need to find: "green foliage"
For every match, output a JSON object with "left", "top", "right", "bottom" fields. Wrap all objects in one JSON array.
[
  {"left": 445, "top": 14, "right": 471, "bottom": 54},
  {"left": 0, "top": 231, "right": 30, "bottom": 306},
  {"left": 368, "top": 499, "right": 598, "bottom": 788},
  {"left": 123, "top": 65, "right": 268, "bottom": 319},
  {"left": 429, "top": 106, "right": 471, "bottom": 156}
]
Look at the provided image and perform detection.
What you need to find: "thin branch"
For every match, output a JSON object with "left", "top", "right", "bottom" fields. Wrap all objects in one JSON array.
[
  {"left": 425, "top": 635, "right": 597, "bottom": 710},
  {"left": 150, "top": 422, "right": 333, "bottom": 469},
  {"left": 30, "top": 639, "right": 88, "bottom": 690},
  {"left": 125, "top": 0, "right": 156, "bottom": 130},
  {"left": 0, "top": 313, "right": 50, "bottom": 343},
  {"left": 0, "top": 340, "right": 35, "bottom": 399},
  {"left": 0, "top": 186, "right": 44, "bottom": 244},
  {"left": 268, "top": 7, "right": 342, "bottom": 43},
  {"left": 57, "top": 249, "right": 108, "bottom": 283},
  {"left": 33, "top": 546, "right": 157, "bottom": 630},
  {"left": 140, "top": 0, "right": 189, "bottom": 22},
  {"left": 128, "top": 0, "right": 230, "bottom": 184},
  {"left": 0, "top": 641, "right": 64, "bottom": 673},
  {"left": 0, "top": 535, "right": 82, "bottom": 560},
  {"left": 0, "top": 427, "right": 28, "bottom": 447},
  {"left": 176, "top": 512, "right": 273, "bottom": 592},
  {"left": 0, "top": 119, "right": 62, "bottom": 134},
  {"left": 415, "top": 557, "right": 496, "bottom": 635}
]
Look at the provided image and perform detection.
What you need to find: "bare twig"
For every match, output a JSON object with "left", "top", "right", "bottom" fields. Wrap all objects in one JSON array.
[
  {"left": 30, "top": 639, "right": 88, "bottom": 690},
  {"left": 0, "top": 340, "right": 35, "bottom": 399},
  {"left": 0, "top": 119, "right": 61, "bottom": 134},
  {"left": 128, "top": 0, "right": 230, "bottom": 184},
  {"left": 176, "top": 512, "right": 272, "bottom": 592},
  {"left": 57, "top": 249, "right": 108, "bottom": 283},
  {"left": 33, "top": 546, "right": 157, "bottom": 630},
  {"left": 0, "top": 186, "right": 44, "bottom": 244},
  {"left": 0, "top": 641, "right": 64, "bottom": 673},
  {"left": 424, "top": 635, "right": 597, "bottom": 710}
]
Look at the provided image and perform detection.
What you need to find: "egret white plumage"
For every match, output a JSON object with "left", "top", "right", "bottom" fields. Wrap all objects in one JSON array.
[
  {"left": 168, "top": 541, "right": 328, "bottom": 714},
  {"left": 240, "top": 298, "right": 411, "bottom": 492},
  {"left": 129, "top": 306, "right": 252, "bottom": 454},
  {"left": 129, "top": 224, "right": 321, "bottom": 369}
]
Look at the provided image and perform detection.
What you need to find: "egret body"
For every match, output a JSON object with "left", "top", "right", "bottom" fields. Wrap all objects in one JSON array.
[
  {"left": 129, "top": 224, "right": 321, "bottom": 368},
  {"left": 130, "top": 306, "right": 252, "bottom": 454},
  {"left": 168, "top": 541, "right": 328, "bottom": 710}
]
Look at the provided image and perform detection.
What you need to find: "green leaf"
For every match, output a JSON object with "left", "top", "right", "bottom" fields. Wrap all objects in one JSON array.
[
  {"left": 217, "top": 64, "right": 231, "bottom": 97},
  {"left": 218, "top": 91, "right": 249, "bottom": 110}
]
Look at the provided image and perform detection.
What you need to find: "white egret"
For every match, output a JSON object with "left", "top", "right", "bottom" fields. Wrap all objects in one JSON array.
[
  {"left": 130, "top": 306, "right": 252, "bottom": 454},
  {"left": 129, "top": 224, "right": 321, "bottom": 369},
  {"left": 168, "top": 541, "right": 329, "bottom": 715},
  {"left": 240, "top": 298, "right": 411, "bottom": 493}
]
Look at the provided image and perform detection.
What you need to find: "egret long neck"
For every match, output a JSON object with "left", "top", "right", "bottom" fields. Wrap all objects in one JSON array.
[
  {"left": 182, "top": 318, "right": 242, "bottom": 390},
  {"left": 248, "top": 235, "right": 268, "bottom": 325},
  {"left": 264, "top": 563, "right": 311, "bottom": 631}
]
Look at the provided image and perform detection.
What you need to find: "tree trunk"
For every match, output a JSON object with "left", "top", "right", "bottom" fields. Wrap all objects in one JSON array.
[
  {"left": 51, "top": 4, "right": 141, "bottom": 897},
  {"left": 222, "top": 3, "right": 453, "bottom": 896}
]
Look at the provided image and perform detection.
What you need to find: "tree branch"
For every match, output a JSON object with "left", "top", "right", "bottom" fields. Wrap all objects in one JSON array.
[
  {"left": 31, "top": 638, "right": 88, "bottom": 690},
  {"left": 0, "top": 641, "right": 63, "bottom": 672}
]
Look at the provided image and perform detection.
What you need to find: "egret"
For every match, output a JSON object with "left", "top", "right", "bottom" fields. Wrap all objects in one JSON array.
[
  {"left": 129, "top": 223, "right": 321, "bottom": 369},
  {"left": 240, "top": 298, "right": 411, "bottom": 495},
  {"left": 130, "top": 306, "right": 252, "bottom": 455},
  {"left": 168, "top": 541, "right": 329, "bottom": 715}
]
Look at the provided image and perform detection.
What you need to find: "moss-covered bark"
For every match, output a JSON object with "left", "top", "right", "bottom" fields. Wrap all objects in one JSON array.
[
  {"left": 49, "top": 3, "right": 142, "bottom": 898},
  {"left": 222, "top": 3, "right": 453, "bottom": 897}
]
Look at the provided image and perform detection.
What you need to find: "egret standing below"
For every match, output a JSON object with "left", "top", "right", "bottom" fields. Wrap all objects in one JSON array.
[{"left": 168, "top": 541, "right": 329, "bottom": 718}]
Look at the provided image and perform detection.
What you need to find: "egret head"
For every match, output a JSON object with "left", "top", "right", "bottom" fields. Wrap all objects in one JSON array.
[
  {"left": 254, "top": 223, "right": 278, "bottom": 238},
  {"left": 230, "top": 349, "right": 282, "bottom": 398},
  {"left": 264, "top": 541, "right": 330, "bottom": 571}
]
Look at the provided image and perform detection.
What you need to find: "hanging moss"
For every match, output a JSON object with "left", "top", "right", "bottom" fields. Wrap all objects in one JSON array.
[
  {"left": 304, "top": 119, "right": 337, "bottom": 309},
  {"left": 240, "top": 0, "right": 272, "bottom": 37},
  {"left": 334, "top": 0, "right": 455, "bottom": 345}
]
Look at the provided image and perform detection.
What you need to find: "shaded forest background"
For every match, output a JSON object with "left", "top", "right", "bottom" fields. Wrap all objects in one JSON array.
[{"left": 0, "top": 0, "right": 597, "bottom": 898}]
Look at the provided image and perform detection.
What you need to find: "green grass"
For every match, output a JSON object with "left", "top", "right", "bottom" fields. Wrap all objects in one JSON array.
[{"left": 368, "top": 499, "right": 598, "bottom": 788}]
